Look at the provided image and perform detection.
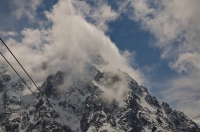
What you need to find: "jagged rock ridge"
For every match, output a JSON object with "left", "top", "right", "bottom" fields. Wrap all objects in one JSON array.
[{"left": 0, "top": 60, "right": 199, "bottom": 131}]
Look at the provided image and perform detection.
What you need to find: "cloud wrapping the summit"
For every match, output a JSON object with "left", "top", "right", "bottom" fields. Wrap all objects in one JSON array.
[
  {"left": 1, "top": 0, "right": 200, "bottom": 122},
  {"left": 0, "top": 0, "right": 144, "bottom": 94}
]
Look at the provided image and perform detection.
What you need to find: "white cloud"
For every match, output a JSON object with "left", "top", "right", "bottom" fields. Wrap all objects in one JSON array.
[
  {"left": 2, "top": 0, "right": 199, "bottom": 124},
  {"left": 0, "top": 31, "right": 18, "bottom": 37},
  {"left": 0, "top": 0, "right": 144, "bottom": 97},
  {"left": 21, "top": 28, "right": 49, "bottom": 49},
  {"left": 125, "top": 0, "right": 200, "bottom": 120},
  {"left": 160, "top": 75, "right": 200, "bottom": 119},
  {"left": 72, "top": 0, "right": 119, "bottom": 32},
  {"left": 169, "top": 52, "right": 200, "bottom": 75},
  {"left": 10, "top": 0, "right": 42, "bottom": 22},
  {"left": 128, "top": 0, "right": 200, "bottom": 73}
]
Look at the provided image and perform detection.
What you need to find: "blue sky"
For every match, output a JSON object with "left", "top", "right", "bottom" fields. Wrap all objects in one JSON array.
[{"left": 0, "top": 0, "right": 200, "bottom": 123}]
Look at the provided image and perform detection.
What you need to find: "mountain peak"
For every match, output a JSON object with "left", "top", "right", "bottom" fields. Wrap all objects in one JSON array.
[{"left": 0, "top": 68, "right": 199, "bottom": 131}]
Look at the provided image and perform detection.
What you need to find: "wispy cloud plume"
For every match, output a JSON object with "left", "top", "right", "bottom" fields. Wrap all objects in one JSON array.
[
  {"left": 0, "top": 0, "right": 144, "bottom": 96},
  {"left": 72, "top": 0, "right": 119, "bottom": 32},
  {"left": 10, "top": 0, "right": 43, "bottom": 22},
  {"left": 0, "top": 31, "right": 18, "bottom": 37},
  {"left": 124, "top": 0, "right": 200, "bottom": 119}
]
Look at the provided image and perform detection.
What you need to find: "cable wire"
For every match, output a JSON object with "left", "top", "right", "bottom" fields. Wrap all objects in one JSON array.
[
  {"left": 0, "top": 38, "right": 66, "bottom": 126},
  {"left": 0, "top": 52, "right": 39, "bottom": 100},
  {"left": 192, "top": 115, "right": 200, "bottom": 120},
  {"left": 1, "top": 37, "right": 200, "bottom": 130}
]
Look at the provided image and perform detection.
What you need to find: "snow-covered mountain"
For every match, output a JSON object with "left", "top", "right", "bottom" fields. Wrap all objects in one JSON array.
[{"left": 0, "top": 54, "right": 199, "bottom": 132}]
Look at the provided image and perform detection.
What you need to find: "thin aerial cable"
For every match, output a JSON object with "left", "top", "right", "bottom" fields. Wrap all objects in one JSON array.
[
  {"left": 192, "top": 115, "right": 200, "bottom": 120},
  {"left": 0, "top": 38, "right": 43, "bottom": 93},
  {"left": 0, "top": 52, "right": 39, "bottom": 100},
  {"left": 0, "top": 52, "right": 59, "bottom": 123},
  {"left": 0, "top": 38, "right": 66, "bottom": 126}
]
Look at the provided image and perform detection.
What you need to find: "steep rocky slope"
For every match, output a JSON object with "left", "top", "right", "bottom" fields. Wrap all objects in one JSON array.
[
  {"left": 0, "top": 53, "right": 199, "bottom": 132},
  {"left": 0, "top": 68, "right": 199, "bottom": 131}
]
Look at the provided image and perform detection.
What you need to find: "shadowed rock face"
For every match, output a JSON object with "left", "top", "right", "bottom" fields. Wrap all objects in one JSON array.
[{"left": 0, "top": 70, "right": 199, "bottom": 132}]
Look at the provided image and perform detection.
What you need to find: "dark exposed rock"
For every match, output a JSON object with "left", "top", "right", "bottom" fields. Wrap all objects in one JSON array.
[
  {"left": 0, "top": 70, "right": 199, "bottom": 132},
  {"left": 145, "top": 95, "right": 161, "bottom": 108},
  {"left": 162, "top": 102, "right": 172, "bottom": 114},
  {"left": 1, "top": 74, "right": 11, "bottom": 82}
]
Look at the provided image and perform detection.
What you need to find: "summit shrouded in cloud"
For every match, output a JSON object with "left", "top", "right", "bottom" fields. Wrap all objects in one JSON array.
[
  {"left": 0, "top": 0, "right": 200, "bottom": 126},
  {"left": 0, "top": 0, "right": 144, "bottom": 88}
]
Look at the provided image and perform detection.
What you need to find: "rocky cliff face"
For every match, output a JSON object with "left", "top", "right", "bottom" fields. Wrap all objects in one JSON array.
[
  {"left": 0, "top": 69, "right": 199, "bottom": 132},
  {"left": 0, "top": 52, "right": 199, "bottom": 132}
]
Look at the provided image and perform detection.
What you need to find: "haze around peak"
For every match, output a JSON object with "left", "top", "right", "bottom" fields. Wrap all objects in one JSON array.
[
  {"left": 0, "top": 0, "right": 200, "bottom": 123},
  {"left": 0, "top": 0, "right": 144, "bottom": 95}
]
